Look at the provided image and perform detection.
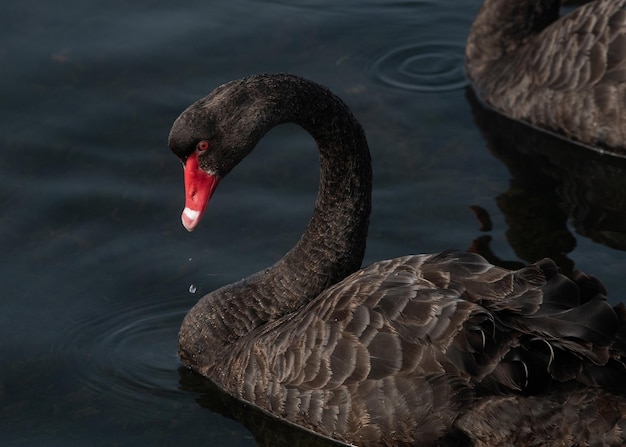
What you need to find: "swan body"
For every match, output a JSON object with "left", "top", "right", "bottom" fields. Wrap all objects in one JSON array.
[
  {"left": 169, "top": 74, "right": 626, "bottom": 446},
  {"left": 465, "top": 0, "right": 626, "bottom": 152}
]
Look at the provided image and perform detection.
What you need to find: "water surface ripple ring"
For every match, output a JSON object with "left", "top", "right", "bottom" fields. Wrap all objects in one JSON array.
[
  {"left": 58, "top": 296, "right": 192, "bottom": 417},
  {"left": 371, "top": 41, "right": 469, "bottom": 92}
]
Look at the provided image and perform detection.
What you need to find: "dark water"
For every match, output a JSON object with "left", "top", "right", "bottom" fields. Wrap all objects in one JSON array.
[{"left": 3, "top": 0, "right": 626, "bottom": 445}]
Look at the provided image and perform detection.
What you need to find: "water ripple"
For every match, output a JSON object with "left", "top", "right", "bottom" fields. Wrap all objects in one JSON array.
[
  {"left": 58, "top": 295, "right": 192, "bottom": 417},
  {"left": 370, "top": 41, "right": 468, "bottom": 92}
]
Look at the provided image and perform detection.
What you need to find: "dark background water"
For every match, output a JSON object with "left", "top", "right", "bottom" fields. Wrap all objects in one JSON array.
[{"left": 3, "top": 0, "right": 626, "bottom": 445}]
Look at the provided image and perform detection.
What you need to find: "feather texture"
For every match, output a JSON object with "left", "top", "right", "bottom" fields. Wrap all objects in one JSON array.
[{"left": 466, "top": 0, "right": 626, "bottom": 153}]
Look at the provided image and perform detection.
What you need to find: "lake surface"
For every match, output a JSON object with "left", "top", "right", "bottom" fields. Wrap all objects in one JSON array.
[{"left": 3, "top": 0, "right": 626, "bottom": 445}]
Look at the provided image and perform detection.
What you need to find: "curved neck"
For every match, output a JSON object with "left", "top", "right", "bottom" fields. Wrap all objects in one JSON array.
[
  {"left": 466, "top": 0, "right": 561, "bottom": 82},
  {"left": 257, "top": 75, "right": 372, "bottom": 312},
  {"left": 179, "top": 75, "right": 372, "bottom": 365}
]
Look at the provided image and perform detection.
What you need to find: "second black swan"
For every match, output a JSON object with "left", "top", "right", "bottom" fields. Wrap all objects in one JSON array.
[{"left": 466, "top": 0, "right": 626, "bottom": 153}]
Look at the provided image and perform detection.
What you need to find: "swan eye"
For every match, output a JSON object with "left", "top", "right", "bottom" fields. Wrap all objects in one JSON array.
[{"left": 197, "top": 140, "right": 210, "bottom": 152}]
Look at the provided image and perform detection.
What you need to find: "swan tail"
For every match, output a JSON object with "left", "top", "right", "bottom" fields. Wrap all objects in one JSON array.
[{"left": 482, "top": 258, "right": 626, "bottom": 393}]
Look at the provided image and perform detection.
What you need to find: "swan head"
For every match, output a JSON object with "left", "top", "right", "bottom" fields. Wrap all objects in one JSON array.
[{"left": 168, "top": 77, "right": 270, "bottom": 231}]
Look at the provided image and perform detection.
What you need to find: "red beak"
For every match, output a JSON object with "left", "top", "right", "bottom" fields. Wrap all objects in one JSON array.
[{"left": 181, "top": 151, "right": 219, "bottom": 231}]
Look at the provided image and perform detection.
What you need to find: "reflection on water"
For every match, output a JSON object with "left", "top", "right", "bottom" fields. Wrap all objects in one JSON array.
[{"left": 467, "top": 87, "right": 626, "bottom": 282}]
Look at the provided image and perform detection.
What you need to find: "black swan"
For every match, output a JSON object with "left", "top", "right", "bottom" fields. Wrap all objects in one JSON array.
[
  {"left": 465, "top": 0, "right": 626, "bottom": 154},
  {"left": 169, "top": 74, "right": 626, "bottom": 446}
]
